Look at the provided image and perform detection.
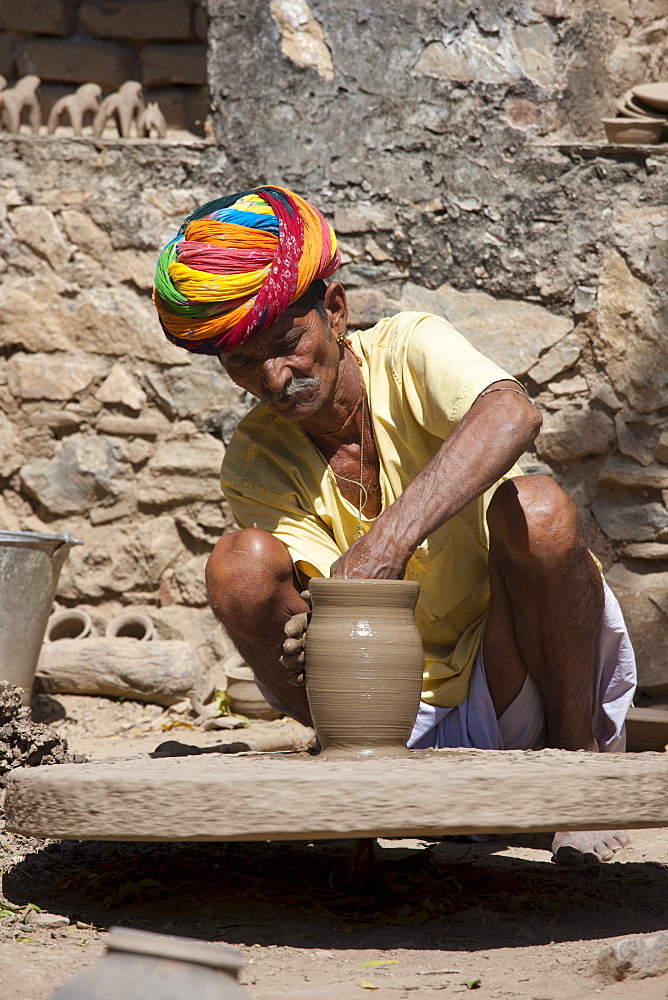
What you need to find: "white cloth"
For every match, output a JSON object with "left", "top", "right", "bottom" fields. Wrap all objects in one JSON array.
[{"left": 408, "top": 580, "right": 636, "bottom": 752}]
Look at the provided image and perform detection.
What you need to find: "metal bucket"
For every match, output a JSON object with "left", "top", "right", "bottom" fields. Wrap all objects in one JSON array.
[{"left": 0, "top": 530, "right": 82, "bottom": 703}]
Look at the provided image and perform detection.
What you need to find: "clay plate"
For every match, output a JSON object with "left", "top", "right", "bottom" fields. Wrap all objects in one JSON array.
[
  {"left": 632, "top": 82, "right": 668, "bottom": 112},
  {"left": 617, "top": 89, "right": 668, "bottom": 120},
  {"left": 601, "top": 117, "right": 662, "bottom": 144}
]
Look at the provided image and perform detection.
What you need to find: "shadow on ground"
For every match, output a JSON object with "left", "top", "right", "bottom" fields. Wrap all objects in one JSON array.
[{"left": 3, "top": 836, "right": 667, "bottom": 952}]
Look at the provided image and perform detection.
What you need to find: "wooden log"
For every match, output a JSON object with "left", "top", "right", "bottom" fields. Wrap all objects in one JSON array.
[
  {"left": 36, "top": 638, "right": 201, "bottom": 707},
  {"left": 5, "top": 749, "right": 668, "bottom": 843}
]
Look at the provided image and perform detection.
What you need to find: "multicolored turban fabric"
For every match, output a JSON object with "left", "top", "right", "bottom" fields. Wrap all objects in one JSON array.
[{"left": 152, "top": 185, "right": 341, "bottom": 354}]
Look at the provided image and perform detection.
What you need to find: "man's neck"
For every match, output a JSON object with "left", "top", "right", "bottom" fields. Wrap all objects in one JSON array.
[{"left": 299, "top": 347, "right": 364, "bottom": 443}]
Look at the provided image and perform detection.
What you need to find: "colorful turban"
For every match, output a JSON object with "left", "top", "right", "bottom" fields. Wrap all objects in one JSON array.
[{"left": 152, "top": 185, "right": 341, "bottom": 355}]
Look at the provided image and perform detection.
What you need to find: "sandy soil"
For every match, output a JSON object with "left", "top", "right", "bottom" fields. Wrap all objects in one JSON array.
[{"left": 1, "top": 693, "right": 667, "bottom": 999}]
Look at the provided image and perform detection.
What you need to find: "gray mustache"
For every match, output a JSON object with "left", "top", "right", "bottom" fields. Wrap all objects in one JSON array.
[{"left": 261, "top": 375, "right": 320, "bottom": 407}]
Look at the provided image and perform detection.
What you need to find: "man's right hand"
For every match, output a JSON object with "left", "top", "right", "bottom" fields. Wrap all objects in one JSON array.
[{"left": 280, "top": 590, "right": 311, "bottom": 685}]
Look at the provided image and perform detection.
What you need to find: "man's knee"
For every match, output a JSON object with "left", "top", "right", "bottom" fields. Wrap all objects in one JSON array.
[
  {"left": 487, "top": 475, "right": 582, "bottom": 563},
  {"left": 206, "top": 528, "right": 294, "bottom": 613}
]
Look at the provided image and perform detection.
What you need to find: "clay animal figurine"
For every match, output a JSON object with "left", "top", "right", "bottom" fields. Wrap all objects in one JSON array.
[
  {"left": 0, "top": 75, "right": 41, "bottom": 134},
  {"left": 93, "top": 80, "right": 145, "bottom": 138},
  {"left": 138, "top": 100, "right": 167, "bottom": 139},
  {"left": 47, "top": 82, "right": 102, "bottom": 136}
]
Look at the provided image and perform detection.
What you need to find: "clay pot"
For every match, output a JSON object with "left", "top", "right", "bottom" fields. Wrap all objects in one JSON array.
[
  {"left": 105, "top": 611, "right": 154, "bottom": 642},
  {"left": 223, "top": 654, "right": 280, "bottom": 720},
  {"left": 45, "top": 608, "right": 93, "bottom": 642},
  {"left": 47, "top": 925, "right": 249, "bottom": 999},
  {"left": 305, "top": 579, "right": 423, "bottom": 759},
  {"left": 601, "top": 117, "right": 662, "bottom": 144}
]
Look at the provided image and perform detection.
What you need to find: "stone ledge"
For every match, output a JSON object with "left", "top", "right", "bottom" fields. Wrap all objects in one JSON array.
[
  {"left": 532, "top": 141, "right": 668, "bottom": 158},
  {"left": 5, "top": 748, "right": 668, "bottom": 843}
]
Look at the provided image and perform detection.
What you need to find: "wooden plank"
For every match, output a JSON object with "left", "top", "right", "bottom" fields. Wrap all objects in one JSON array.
[{"left": 5, "top": 748, "right": 668, "bottom": 843}]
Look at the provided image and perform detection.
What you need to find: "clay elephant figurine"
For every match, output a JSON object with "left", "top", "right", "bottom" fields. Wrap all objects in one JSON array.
[
  {"left": 0, "top": 75, "right": 41, "bottom": 134},
  {"left": 93, "top": 80, "right": 145, "bottom": 138},
  {"left": 47, "top": 82, "right": 102, "bottom": 136},
  {"left": 138, "top": 101, "right": 167, "bottom": 139}
]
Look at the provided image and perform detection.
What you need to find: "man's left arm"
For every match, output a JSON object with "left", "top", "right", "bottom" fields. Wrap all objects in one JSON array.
[{"left": 330, "top": 380, "right": 542, "bottom": 579}]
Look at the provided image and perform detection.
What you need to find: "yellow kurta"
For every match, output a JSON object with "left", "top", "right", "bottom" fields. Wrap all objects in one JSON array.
[{"left": 221, "top": 311, "right": 523, "bottom": 708}]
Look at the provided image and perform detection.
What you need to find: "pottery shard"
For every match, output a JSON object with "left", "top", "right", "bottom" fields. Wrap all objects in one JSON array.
[
  {"left": 138, "top": 434, "right": 225, "bottom": 507},
  {"left": 593, "top": 930, "right": 668, "bottom": 983},
  {"left": 527, "top": 331, "right": 581, "bottom": 385},
  {"left": 10, "top": 206, "right": 71, "bottom": 271},
  {"left": 399, "top": 282, "right": 572, "bottom": 378},
  {"left": 20, "top": 433, "right": 124, "bottom": 516},
  {"left": 593, "top": 495, "right": 668, "bottom": 543},
  {"left": 595, "top": 250, "right": 667, "bottom": 413},
  {"left": 96, "top": 363, "right": 147, "bottom": 412},
  {"left": 535, "top": 406, "right": 614, "bottom": 462},
  {"left": 7, "top": 351, "right": 108, "bottom": 401}
]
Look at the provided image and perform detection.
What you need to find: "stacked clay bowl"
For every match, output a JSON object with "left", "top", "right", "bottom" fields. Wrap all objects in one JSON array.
[{"left": 602, "top": 82, "right": 668, "bottom": 144}]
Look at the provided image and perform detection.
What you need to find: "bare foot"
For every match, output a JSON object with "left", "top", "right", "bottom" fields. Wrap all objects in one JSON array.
[{"left": 551, "top": 830, "right": 630, "bottom": 866}]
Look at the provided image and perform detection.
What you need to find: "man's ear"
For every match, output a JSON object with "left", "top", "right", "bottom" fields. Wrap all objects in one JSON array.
[{"left": 324, "top": 282, "right": 347, "bottom": 338}]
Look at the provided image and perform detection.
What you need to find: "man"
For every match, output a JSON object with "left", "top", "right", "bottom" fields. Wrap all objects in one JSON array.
[{"left": 153, "top": 185, "right": 636, "bottom": 866}]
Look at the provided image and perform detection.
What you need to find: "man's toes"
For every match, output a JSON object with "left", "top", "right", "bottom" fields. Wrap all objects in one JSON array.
[
  {"left": 592, "top": 838, "right": 614, "bottom": 861},
  {"left": 554, "top": 844, "right": 586, "bottom": 867},
  {"left": 613, "top": 831, "right": 631, "bottom": 849}
]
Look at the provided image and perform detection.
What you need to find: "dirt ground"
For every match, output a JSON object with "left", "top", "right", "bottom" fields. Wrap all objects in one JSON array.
[{"left": 1, "top": 693, "right": 667, "bottom": 1000}]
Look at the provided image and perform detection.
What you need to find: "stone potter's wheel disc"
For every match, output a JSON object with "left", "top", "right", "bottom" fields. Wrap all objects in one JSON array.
[{"left": 5, "top": 749, "right": 668, "bottom": 842}]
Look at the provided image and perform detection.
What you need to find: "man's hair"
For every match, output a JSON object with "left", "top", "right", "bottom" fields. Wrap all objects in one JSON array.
[{"left": 294, "top": 279, "right": 327, "bottom": 320}]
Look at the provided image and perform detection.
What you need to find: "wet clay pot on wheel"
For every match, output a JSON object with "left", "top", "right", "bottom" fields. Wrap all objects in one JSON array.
[{"left": 305, "top": 579, "right": 423, "bottom": 759}]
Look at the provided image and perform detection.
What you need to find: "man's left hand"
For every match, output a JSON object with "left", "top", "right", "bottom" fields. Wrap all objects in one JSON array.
[{"left": 330, "top": 527, "right": 409, "bottom": 579}]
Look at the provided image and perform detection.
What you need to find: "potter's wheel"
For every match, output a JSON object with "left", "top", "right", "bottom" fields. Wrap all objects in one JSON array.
[{"left": 5, "top": 749, "right": 668, "bottom": 842}]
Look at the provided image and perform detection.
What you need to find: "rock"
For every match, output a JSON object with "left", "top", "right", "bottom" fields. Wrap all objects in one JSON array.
[
  {"left": 29, "top": 407, "right": 83, "bottom": 434},
  {"left": 138, "top": 431, "right": 225, "bottom": 507},
  {"left": 7, "top": 351, "right": 108, "bottom": 401},
  {"left": 591, "top": 380, "right": 623, "bottom": 411},
  {"left": 347, "top": 289, "right": 398, "bottom": 329},
  {"left": 599, "top": 456, "right": 668, "bottom": 490},
  {"left": 547, "top": 374, "right": 587, "bottom": 395},
  {"left": 606, "top": 565, "right": 668, "bottom": 695},
  {"left": 655, "top": 430, "right": 668, "bottom": 464},
  {"left": 0, "top": 412, "right": 23, "bottom": 478},
  {"left": 593, "top": 496, "right": 668, "bottom": 542},
  {"left": 151, "top": 603, "right": 234, "bottom": 672},
  {"left": 621, "top": 543, "right": 668, "bottom": 561},
  {"left": 57, "top": 516, "right": 182, "bottom": 600},
  {"left": 89, "top": 496, "right": 137, "bottom": 525},
  {"left": 615, "top": 413, "right": 661, "bottom": 467},
  {"left": 334, "top": 202, "right": 395, "bottom": 234},
  {"left": 96, "top": 363, "right": 147, "bottom": 412},
  {"left": 592, "top": 929, "right": 668, "bottom": 983},
  {"left": 573, "top": 285, "right": 597, "bottom": 316},
  {"left": 400, "top": 282, "right": 572, "bottom": 377},
  {"left": 174, "top": 554, "right": 209, "bottom": 606},
  {"left": 535, "top": 406, "right": 614, "bottom": 462},
  {"left": 595, "top": 250, "right": 666, "bottom": 413},
  {"left": 0, "top": 272, "right": 73, "bottom": 353},
  {"left": 72, "top": 285, "right": 191, "bottom": 366},
  {"left": 527, "top": 331, "right": 581, "bottom": 384},
  {"left": 612, "top": 205, "right": 668, "bottom": 283},
  {"left": 155, "top": 359, "right": 247, "bottom": 420},
  {"left": 33, "top": 912, "right": 70, "bottom": 929},
  {"left": 96, "top": 414, "right": 163, "bottom": 438},
  {"left": 20, "top": 433, "right": 125, "bottom": 516},
  {"left": 60, "top": 208, "right": 112, "bottom": 262},
  {"left": 9, "top": 206, "right": 71, "bottom": 271},
  {"left": 269, "top": 0, "right": 334, "bottom": 82}
]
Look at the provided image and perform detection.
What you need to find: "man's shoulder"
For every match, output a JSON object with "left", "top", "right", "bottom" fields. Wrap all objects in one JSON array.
[
  {"left": 359, "top": 311, "right": 465, "bottom": 350},
  {"left": 221, "top": 405, "right": 303, "bottom": 487}
]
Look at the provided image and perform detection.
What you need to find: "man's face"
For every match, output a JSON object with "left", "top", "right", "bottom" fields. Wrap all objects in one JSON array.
[{"left": 218, "top": 304, "right": 341, "bottom": 422}]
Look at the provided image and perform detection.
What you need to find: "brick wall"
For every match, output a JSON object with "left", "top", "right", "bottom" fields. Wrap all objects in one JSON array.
[{"left": 0, "top": 0, "right": 207, "bottom": 133}]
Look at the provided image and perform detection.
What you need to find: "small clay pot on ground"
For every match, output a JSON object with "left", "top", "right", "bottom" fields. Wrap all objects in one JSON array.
[
  {"left": 306, "top": 578, "right": 423, "bottom": 759},
  {"left": 105, "top": 611, "right": 154, "bottom": 642},
  {"left": 223, "top": 654, "right": 280, "bottom": 720},
  {"left": 45, "top": 608, "right": 93, "bottom": 642}
]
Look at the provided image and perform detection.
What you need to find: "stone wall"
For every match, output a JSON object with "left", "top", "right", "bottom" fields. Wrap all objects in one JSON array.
[
  {"left": 0, "top": 135, "right": 245, "bottom": 673},
  {"left": 205, "top": 0, "right": 668, "bottom": 694},
  {"left": 0, "top": 0, "right": 207, "bottom": 132}
]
